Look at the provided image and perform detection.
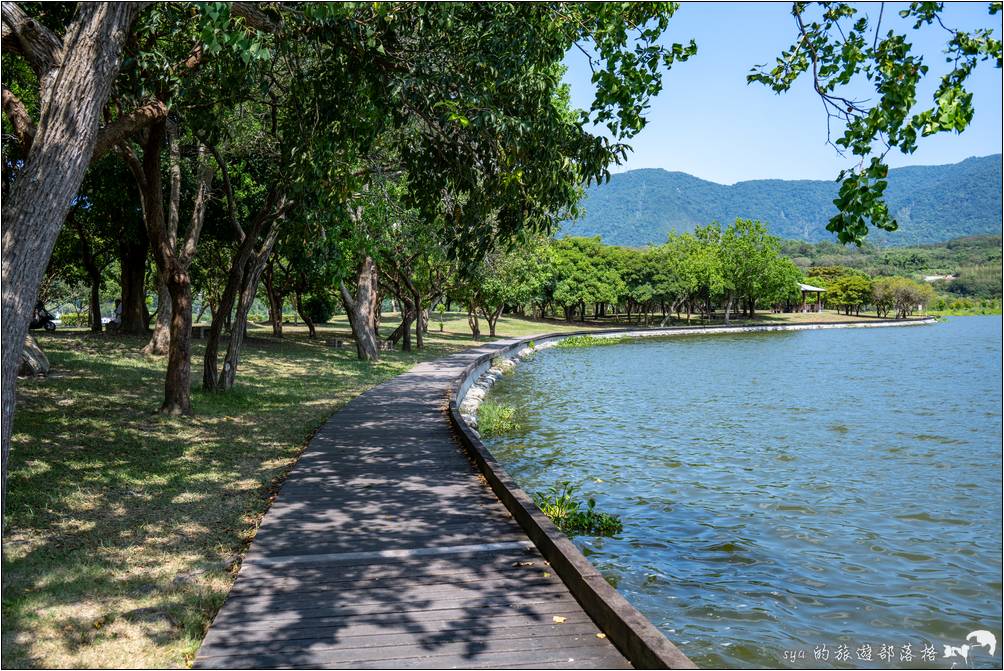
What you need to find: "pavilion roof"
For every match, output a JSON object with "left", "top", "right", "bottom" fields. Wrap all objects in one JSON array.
[{"left": 798, "top": 282, "right": 827, "bottom": 292}]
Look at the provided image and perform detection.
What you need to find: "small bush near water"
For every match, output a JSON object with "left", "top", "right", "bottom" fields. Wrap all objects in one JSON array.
[
  {"left": 532, "top": 482, "right": 623, "bottom": 537},
  {"left": 477, "top": 401, "right": 521, "bottom": 437}
]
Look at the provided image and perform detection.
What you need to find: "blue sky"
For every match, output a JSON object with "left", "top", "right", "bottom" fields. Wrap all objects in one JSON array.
[{"left": 562, "top": 2, "right": 1003, "bottom": 184}]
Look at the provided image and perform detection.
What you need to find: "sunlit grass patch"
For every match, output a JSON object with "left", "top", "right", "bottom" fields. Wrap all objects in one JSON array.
[{"left": 3, "top": 332, "right": 442, "bottom": 668}]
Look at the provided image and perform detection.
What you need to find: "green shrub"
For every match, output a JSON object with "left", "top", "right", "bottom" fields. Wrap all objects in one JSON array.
[
  {"left": 59, "top": 312, "right": 89, "bottom": 327},
  {"left": 477, "top": 401, "right": 521, "bottom": 437},
  {"left": 532, "top": 482, "right": 623, "bottom": 537},
  {"left": 301, "top": 293, "right": 337, "bottom": 324}
]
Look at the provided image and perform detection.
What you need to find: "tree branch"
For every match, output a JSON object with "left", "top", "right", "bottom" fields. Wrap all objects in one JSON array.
[
  {"left": 1, "top": 86, "right": 35, "bottom": 149},
  {"left": 92, "top": 100, "right": 169, "bottom": 161},
  {"left": 201, "top": 136, "right": 244, "bottom": 242},
  {"left": 231, "top": 3, "right": 279, "bottom": 33},
  {"left": 1, "top": 2, "right": 61, "bottom": 79},
  {"left": 178, "top": 145, "right": 215, "bottom": 266}
]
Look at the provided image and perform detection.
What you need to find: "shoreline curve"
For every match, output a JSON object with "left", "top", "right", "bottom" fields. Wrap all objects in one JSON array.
[{"left": 447, "top": 316, "right": 936, "bottom": 669}]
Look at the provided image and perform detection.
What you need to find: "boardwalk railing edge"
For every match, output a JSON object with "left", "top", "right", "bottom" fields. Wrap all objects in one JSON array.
[{"left": 446, "top": 317, "right": 936, "bottom": 670}]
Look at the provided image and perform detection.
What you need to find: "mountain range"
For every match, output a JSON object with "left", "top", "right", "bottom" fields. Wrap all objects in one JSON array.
[{"left": 562, "top": 154, "right": 1002, "bottom": 247}]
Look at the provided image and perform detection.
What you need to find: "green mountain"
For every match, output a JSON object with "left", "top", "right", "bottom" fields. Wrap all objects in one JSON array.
[{"left": 563, "top": 154, "right": 1003, "bottom": 247}]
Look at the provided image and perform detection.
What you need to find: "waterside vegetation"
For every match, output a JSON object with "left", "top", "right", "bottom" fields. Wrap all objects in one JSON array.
[{"left": 532, "top": 482, "right": 624, "bottom": 538}]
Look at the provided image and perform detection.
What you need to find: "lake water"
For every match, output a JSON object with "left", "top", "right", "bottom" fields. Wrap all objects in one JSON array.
[{"left": 483, "top": 317, "right": 1003, "bottom": 668}]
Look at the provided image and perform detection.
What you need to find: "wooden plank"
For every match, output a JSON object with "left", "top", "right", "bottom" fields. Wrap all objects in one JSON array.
[
  {"left": 202, "top": 610, "right": 595, "bottom": 647},
  {"left": 206, "top": 579, "right": 570, "bottom": 621},
  {"left": 242, "top": 539, "right": 532, "bottom": 567},
  {"left": 227, "top": 569, "right": 555, "bottom": 602},
  {"left": 226, "top": 568, "right": 560, "bottom": 602},
  {"left": 232, "top": 547, "right": 544, "bottom": 585},
  {"left": 208, "top": 588, "right": 576, "bottom": 627},
  {"left": 199, "top": 621, "right": 604, "bottom": 659},
  {"left": 199, "top": 630, "right": 616, "bottom": 667},
  {"left": 202, "top": 598, "right": 588, "bottom": 638}
]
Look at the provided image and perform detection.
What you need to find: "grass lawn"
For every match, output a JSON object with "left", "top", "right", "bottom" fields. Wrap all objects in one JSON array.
[
  {"left": 1, "top": 308, "right": 906, "bottom": 667},
  {"left": 3, "top": 314, "right": 592, "bottom": 669}
]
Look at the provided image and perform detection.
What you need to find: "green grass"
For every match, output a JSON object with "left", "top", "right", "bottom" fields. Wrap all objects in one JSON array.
[
  {"left": 2, "top": 318, "right": 512, "bottom": 669},
  {"left": 476, "top": 401, "right": 521, "bottom": 437},
  {"left": 927, "top": 305, "right": 1002, "bottom": 316}
]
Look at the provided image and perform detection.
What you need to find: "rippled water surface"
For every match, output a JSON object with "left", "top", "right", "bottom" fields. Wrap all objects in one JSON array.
[{"left": 484, "top": 317, "right": 1003, "bottom": 668}]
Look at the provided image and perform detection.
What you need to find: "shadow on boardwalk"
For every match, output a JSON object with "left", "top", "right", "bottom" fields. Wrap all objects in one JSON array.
[{"left": 195, "top": 341, "right": 630, "bottom": 669}]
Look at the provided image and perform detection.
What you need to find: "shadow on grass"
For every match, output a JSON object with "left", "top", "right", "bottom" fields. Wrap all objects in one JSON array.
[{"left": 3, "top": 331, "right": 450, "bottom": 668}]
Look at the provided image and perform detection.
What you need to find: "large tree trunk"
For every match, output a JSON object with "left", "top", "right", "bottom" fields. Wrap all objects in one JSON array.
[
  {"left": 141, "top": 118, "right": 182, "bottom": 355},
  {"left": 1, "top": 2, "right": 140, "bottom": 499},
  {"left": 724, "top": 293, "right": 734, "bottom": 325},
  {"left": 118, "top": 233, "right": 148, "bottom": 334},
  {"left": 339, "top": 256, "right": 380, "bottom": 361},
  {"left": 123, "top": 120, "right": 213, "bottom": 413},
  {"left": 161, "top": 270, "right": 193, "bottom": 415}
]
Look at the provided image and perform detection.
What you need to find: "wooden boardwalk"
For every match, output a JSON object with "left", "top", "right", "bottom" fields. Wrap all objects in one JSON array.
[{"left": 195, "top": 339, "right": 633, "bottom": 669}]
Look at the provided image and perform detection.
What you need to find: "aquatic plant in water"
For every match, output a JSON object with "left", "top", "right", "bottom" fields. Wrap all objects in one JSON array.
[
  {"left": 532, "top": 482, "right": 623, "bottom": 537},
  {"left": 477, "top": 401, "right": 521, "bottom": 437},
  {"left": 555, "top": 335, "right": 629, "bottom": 348}
]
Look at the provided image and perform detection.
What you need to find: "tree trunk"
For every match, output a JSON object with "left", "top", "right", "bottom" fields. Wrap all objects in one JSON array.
[
  {"left": 88, "top": 277, "right": 102, "bottom": 332},
  {"left": 467, "top": 305, "right": 481, "bottom": 341},
  {"left": 219, "top": 226, "right": 279, "bottom": 390},
  {"left": 204, "top": 221, "right": 264, "bottom": 390},
  {"left": 262, "top": 261, "right": 283, "bottom": 336},
  {"left": 141, "top": 119, "right": 182, "bottom": 356},
  {"left": 123, "top": 119, "right": 213, "bottom": 412},
  {"left": 401, "top": 275, "right": 423, "bottom": 350},
  {"left": 118, "top": 234, "right": 148, "bottom": 334},
  {"left": 481, "top": 305, "right": 503, "bottom": 337},
  {"left": 400, "top": 306, "right": 413, "bottom": 352},
  {"left": 339, "top": 256, "right": 380, "bottom": 361},
  {"left": 144, "top": 280, "right": 172, "bottom": 354},
  {"left": 160, "top": 270, "right": 193, "bottom": 415},
  {"left": 70, "top": 209, "right": 104, "bottom": 332},
  {"left": 724, "top": 293, "right": 734, "bottom": 325},
  {"left": 1, "top": 4, "right": 141, "bottom": 493},
  {"left": 294, "top": 292, "right": 316, "bottom": 338}
]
